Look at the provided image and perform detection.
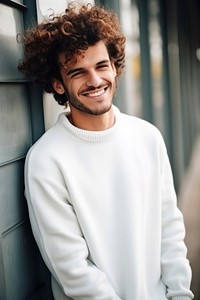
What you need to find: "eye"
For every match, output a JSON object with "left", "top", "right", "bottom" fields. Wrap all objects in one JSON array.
[
  {"left": 66, "top": 68, "right": 85, "bottom": 79},
  {"left": 97, "top": 64, "right": 110, "bottom": 70},
  {"left": 70, "top": 70, "right": 85, "bottom": 78}
]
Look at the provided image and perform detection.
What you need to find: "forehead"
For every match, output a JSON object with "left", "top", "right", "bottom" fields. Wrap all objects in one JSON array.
[{"left": 59, "top": 41, "right": 110, "bottom": 69}]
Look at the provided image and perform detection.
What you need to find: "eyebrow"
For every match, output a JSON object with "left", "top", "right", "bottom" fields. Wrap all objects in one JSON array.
[{"left": 66, "top": 59, "right": 111, "bottom": 77}]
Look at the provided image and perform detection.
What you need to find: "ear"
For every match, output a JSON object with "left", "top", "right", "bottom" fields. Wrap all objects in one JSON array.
[{"left": 52, "top": 79, "right": 65, "bottom": 94}]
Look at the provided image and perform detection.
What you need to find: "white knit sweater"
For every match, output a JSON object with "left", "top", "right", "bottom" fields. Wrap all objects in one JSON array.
[{"left": 25, "top": 106, "right": 193, "bottom": 300}]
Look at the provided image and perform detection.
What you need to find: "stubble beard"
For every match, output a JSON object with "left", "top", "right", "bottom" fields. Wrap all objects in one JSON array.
[{"left": 65, "top": 83, "right": 116, "bottom": 116}]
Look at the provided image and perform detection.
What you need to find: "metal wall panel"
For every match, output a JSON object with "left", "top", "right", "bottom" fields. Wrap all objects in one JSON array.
[
  {"left": 0, "top": 161, "right": 27, "bottom": 232},
  {"left": 0, "top": 1, "right": 52, "bottom": 299},
  {"left": 0, "top": 4, "right": 25, "bottom": 81},
  {"left": 0, "top": 84, "right": 32, "bottom": 164},
  {"left": 1, "top": 222, "right": 38, "bottom": 300}
]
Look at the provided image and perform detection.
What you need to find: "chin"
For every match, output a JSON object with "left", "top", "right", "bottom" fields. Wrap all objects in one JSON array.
[{"left": 88, "top": 101, "right": 113, "bottom": 115}]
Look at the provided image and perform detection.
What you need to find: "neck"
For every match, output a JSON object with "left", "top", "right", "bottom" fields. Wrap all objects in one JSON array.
[{"left": 68, "top": 106, "right": 115, "bottom": 131}]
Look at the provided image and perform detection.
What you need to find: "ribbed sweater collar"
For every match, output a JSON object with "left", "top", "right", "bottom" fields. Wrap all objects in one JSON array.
[{"left": 56, "top": 105, "right": 122, "bottom": 143}]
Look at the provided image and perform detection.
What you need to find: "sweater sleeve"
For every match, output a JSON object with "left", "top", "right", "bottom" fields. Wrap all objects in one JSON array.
[
  {"left": 159, "top": 137, "right": 194, "bottom": 300},
  {"left": 24, "top": 149, "right": 122, "bottom": 300}
]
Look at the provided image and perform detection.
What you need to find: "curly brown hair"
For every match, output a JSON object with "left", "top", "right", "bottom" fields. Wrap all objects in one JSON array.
[{"left": 18, "top": 3, "right": 126, "bottom": 105}]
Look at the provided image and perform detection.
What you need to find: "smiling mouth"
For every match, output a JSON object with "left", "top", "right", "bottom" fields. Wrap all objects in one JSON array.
[{"left": 81, "top": 86, "right": 108, "bottom": 98}]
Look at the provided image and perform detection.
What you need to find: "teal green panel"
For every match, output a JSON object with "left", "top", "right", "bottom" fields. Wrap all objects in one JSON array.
[
  {"left": 0, "top": 222, "right": 38, "bottom": 300},
  {"left": 0, "top": 161, "right": 27, "bottom": 233},
  {"left": 95, "top": 0, "right": 120, "bottom": 13},
  {"left": 0, "top": 83, "right": 32, "bottom": 164},
  {"left": 0, "top": 4, "right": 25, "bottom": 81}
]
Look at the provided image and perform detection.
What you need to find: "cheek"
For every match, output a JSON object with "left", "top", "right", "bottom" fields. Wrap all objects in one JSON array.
[
  {"left": 65, "top": 81, "right": 76, "bottom": 95},
  {"left": 109, "top": 73, "right": 117, "bottom": 86},
  {"left": 108, "top": 69, "right": 117, "bottom": 80},
  {"left": 69, "top": 79, "right": 84, "bottom": 95}
]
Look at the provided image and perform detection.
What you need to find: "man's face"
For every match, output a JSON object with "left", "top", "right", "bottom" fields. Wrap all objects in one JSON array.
[{"left": 58, "top": 41, "right": 117, "bottom": 115}]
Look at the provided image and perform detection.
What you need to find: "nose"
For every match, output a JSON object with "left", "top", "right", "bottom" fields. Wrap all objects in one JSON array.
[{"left": 86, "top": 70, "right": 102, "bottom": 87}]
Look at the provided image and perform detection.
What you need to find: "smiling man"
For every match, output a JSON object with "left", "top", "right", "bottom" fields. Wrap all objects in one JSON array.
[
  {"left": 19, "top": 3, "right": 193, "bottom": 300},
  {"left": 54, "top": 41, "right": 117, "bottom": 130}
]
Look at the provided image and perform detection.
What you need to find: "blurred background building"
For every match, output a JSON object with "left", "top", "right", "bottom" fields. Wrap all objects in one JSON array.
[{"left": 0, "top": 0, "right": 199, "bottom": 298}]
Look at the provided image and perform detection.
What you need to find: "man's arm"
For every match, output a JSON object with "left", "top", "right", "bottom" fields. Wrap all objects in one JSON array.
[
  {"left": 25, "top": 150, "right": 122, "bottom": 300},
  {"left": 159, "top": 138, "right": 194, "bottom": 300}
]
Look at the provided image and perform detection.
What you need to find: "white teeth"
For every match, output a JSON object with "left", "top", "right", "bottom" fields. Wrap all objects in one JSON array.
[{"left": 84, "top": 88, "right": 105, "bottom": 98}]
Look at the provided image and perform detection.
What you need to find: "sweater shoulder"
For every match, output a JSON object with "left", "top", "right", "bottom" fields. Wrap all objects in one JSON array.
[
  {"left": 25, "top": 119, "right": 64, "bottom": 168},
  {"left": 120, "top": 113, "right": 168, "bottom": 159},
  {"left": 121, "top": 113, "right": 163, "bottom": 140}
]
